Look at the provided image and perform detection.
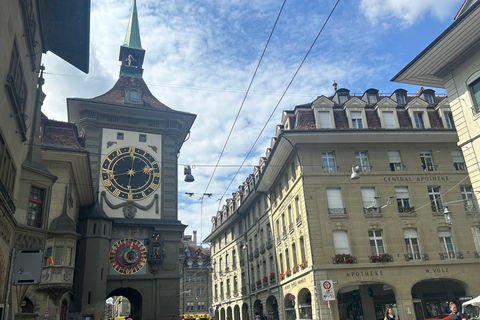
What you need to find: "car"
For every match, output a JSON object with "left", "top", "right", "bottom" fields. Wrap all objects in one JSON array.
[{"left": 424, "top": 314, "right": 451, "bottom": 320}]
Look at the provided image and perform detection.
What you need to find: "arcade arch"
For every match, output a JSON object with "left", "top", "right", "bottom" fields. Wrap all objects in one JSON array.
[
  {"left": 108, "top": 287, "right": 142, "bottom": 319},
  {"left": 265, "top": 295, "right": 279, "bottom": 320}
]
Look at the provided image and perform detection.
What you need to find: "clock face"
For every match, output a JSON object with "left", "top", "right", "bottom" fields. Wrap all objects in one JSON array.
[
  {"left": 101, "top": 146, "right": 161, "bottom": 200},
  {"left": 109, "top": 238, "right": 147, "bottom": 274}
]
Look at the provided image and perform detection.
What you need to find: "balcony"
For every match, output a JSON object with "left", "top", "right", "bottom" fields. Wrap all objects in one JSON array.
[
  {"left": 404, "top": 253, "right": 423, "bottom": 261},
  {"left": 260, "top": 243, "right": 266, "bottom": 254},
  {"left": 296, "top": 214, "right": 302, "bottom": 226},
  {"left": 254, "top": 248, "right": 259, "bottom": 258},
  {"left": 323, "top": 166, "right": 338, "bottom": 173},
  {"left": 439, "top": 252, "right": 463, "bottom": 260},
  {"left": 357, "top": 165, "right": 372, "bottom": 172},
  {"left": 266, "top": 238, "right": 273, "bottom": 249},
  {"left": 249, "top": 253, "right": 254, "bottom": 261},
  {"left": 363, "top": 207, "right": 381, "bottom": 214},
  {"left": 241, "top": 286, "right": 247, "bottom": 294},
  {"left": 276, "top": 236, "right": 281, "bottom": 245},
  {"left": 454, "top": 162, "right": 467, "bottom": 171},
  {"left": 289, "top": 223, "right": 294, "bottom": 233},
  {"left": 422, "top": 164, "right": 437, "bottom": 171},
  {"left": 328, "top": 208, "right": 346, "bottom": 216},
  {"left": 282, "top": 230, "right": 287, "bottom": 240},
  {"left": 389, "top": 163, "right": 404, "bottom": 171},
  {"left": 398, "top": 206, "right": 415, "bottom": 214}
]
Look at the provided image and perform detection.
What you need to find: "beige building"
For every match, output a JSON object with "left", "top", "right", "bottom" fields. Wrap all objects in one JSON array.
[
  {"left": 180, "top": 232, "right": 213, "bottom": 320},
  {"left": 205, "top": 87, "right": 480, "bottom": 320},
  {"left": 392, "top": 0, "right": 480, "bottom": 217},
  {"left": 0, "top": 0, "right": 90, "bottom": 318}
]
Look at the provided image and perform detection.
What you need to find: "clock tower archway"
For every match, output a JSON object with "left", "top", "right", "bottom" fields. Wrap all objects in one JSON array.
[{"left": 68, "top": 1, "right": 196, "bottom": 319}]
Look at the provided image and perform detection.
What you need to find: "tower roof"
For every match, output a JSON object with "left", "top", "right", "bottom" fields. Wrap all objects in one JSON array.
[
  {"left": 49, "top": 187, "right": 77, "bottom": 234},
  {"left": 122, "top": 0, "right": 143, "bottom": 50}
]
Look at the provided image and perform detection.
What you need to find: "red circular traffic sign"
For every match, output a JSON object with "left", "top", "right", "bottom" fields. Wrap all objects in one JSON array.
[
  {"left": 45, "top": 310, "right": 49, "bottom": 316},
  {"left": 289, "top": 295, "right": 295, "bottom": 301},
  {"left": 323, "top": 281, "right": 332, "bottom": 290}
]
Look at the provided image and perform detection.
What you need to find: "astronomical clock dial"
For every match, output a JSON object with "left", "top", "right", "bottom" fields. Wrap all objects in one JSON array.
[
  {"left": 101, "top": 146, "right": 161, "bottom": 200},
  {"left": 109, "top": 238, "right": 147, "bottom": 274}
]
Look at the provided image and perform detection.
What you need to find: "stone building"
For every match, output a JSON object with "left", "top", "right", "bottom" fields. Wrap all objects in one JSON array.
[
  {"left": 180, "top": 232, "right": 213, "bottom": 320},
  {"left": 0, "top": 0, "right": 89, "bottom": 318},
  {"left": 205, "top": 88, "right": 480, "bottom": 320}
]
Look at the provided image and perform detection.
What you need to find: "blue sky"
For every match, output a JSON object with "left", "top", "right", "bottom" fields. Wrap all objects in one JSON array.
[{"left": 41, "top": 0, "right": 464, "bottom": 242}]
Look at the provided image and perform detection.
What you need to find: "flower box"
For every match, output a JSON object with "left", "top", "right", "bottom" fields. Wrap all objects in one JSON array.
[
  {"left": 334, "top": 254, "right": 354, "bottom": 264},
  {"left": 262, "top": 276, "right": 268, "bottom": 283},
  {"left": 269, "top": 272, "right": 275, "bottom": 281},
  {"left": 370, "top": 253, "right": 393, "bottom": 263}
]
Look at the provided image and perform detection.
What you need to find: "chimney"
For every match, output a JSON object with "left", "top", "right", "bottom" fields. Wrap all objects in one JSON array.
[
  {"left": 332, "top": 80, "right": 338, "bottom": 91},
  {"left": 193, "top": 230, "right": 197, "bottom": 245}
]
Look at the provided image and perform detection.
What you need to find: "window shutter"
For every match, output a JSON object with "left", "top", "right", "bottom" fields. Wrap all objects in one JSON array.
[
  {"left": 438, "top": 228, "right": 452, "bottom": 237},
  {"left": 388, "top": 151, "right": 402, "bottom": 163},
  {"left": 326, "top": 189, "right": 343, "bottom": 208},
  {"left": 451, "top": 150, "right": 464, "bottom": 162},
  {"left": 361, "top": 188, "right": 376, "bottom": 207},
  {"left": 383, "top": 111, "right": 395, "bottom": 128},
  {"left": 403, "top": 228, "right": 418, "bottom": 239},
  {"left": 318, "top": 111, "right": 331, "bottom": 129},
  {"left": 333, "top": 231, "right": 350, "bottom": 254},
  {"left": 395, "top": 187, "right": 409, "bottom": 198}
]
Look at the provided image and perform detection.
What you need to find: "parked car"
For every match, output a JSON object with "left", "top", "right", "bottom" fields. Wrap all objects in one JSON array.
[{"left": 424, "top": 314, "right": 450, "bottom": 320}]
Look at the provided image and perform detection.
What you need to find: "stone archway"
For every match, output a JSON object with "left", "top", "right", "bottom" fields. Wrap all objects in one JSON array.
[
  {"left": 265, "top": 296, "right": 279, "bottom": 320},
  {"left": 253, "top": 299, "right": 263, "bottom": 318},
  {"left": 337, "top": 282, "right": 397, "bottom": 320},
  {"left": 234, "top": 305, "right": 241, "bottom": 320},
  {"left": 60, "top": 299, "right": 68, "bottom": 320},
  {"left": 108, "top": 287, "right": 143, "bottom": 320},
  {"left": 411, "top": 278, "right": 469, "bottom": 320},
  {"left": 221, "top": 307, "right": 226, "bottom": 320},
  {"left": 227, "top": 306, "right": 233, "bottom": 320},
  {"left": 242, "top": 303, "right": 249, "bottom": 320},
  {"left": 283, "top": 293, "right": 296, "bottom": 320},
  {"left": 297, "top": 288, "right": 312, "bottom": 320}
]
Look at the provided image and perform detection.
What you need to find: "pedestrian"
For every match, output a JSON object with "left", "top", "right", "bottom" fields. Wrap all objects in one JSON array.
[
  {"left": 449, "top": 302, "right": 467, "bottom": 320},
  {"left": 384, "top": 308, "right": 396, "bottom": 320}
]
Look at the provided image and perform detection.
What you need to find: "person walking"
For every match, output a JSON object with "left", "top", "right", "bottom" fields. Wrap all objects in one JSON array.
[
  {"left": 384, "top": 308, "right": 396, "bottom": 320},
  {"left": 449, "top": 302, "right": 467, "bottom": 320}
]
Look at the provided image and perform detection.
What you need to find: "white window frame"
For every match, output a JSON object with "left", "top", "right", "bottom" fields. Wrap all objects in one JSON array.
[
  {"left": 388, "top": 150, "right": 403, "bottom": 171},
  {"left": 439, "top": 228, "right": 455, "bottom": 259},
  {"left": 472, "top": 227, "right": 480, "bottom": 252},
  {"left": 375, "top": 102, "right": 400, "bottom": 129},
  {"left": 424, "top": 93, "right": 435, "bottom": 104},
  {"left": 406, "top": 102, "right": 431, "bottom": 129},
  {"left": 351, "top": 111, "right": 364, "bottom": 129},
  {"left": 460, "top": 186, "right": 477, "bottom": 212},
  {"left": 361, "top": 188, "right": 378, "bottom": 213},
  {"left": 322, "top": 151, "right": 337, "bottom": 172},
  {"left": 428, "top": 186, "right": 443, "bottom": 212},
  {"left": 420, "top": 151, "right": 436, "bottom": 171},
  {"left": 397, "top": 94, "right": 406, "bottom": 105},
  {"left": 395, "top": 187, "right": 412, "bottom": 213},
  {"left": 413, "top": 111, "right": 426, "bottom": 129},
  {"left": 345, "top": 107, "right": 368, "bottom": 129},
  {"left": 368, "top": 230, "right": 385, "bottom": 255},
  {"left": 326, "top": 188, "right": 345, "bottom": 215},
  {"left": 333, "top": 230, "right": 350, "bottom": 254},
  {"left": 338, "top": 94, "right": 348, "bottom": 104},
  {"left": 355, "top": 151, "right": 371, "bottom": 172},
  {"left": 404, "top": 229, "right": 422, "bottom": 260},
  {"left": 451, "top": 150, "right": 466, "bottom": 171},
  {"left": 318, "top": 111, "right": 333, "bottom": 129},
  {"left": 367, "top": 93, "right": 378, "bottom": 104}
]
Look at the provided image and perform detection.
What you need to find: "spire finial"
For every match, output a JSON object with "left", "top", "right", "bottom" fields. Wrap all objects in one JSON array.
[{"left": 123, "top": 0, "right": 143, "bottom": 50}]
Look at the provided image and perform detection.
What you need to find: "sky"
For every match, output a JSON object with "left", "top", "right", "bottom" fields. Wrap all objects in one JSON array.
[{"left": 41, "top": 0, "right": 464, "bottom": 243}]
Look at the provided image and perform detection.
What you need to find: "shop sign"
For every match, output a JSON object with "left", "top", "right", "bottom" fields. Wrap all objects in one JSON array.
[
  {"left": 382, "top": 175, "right": 449, "bottom": 183},
  {"left": 345, "top": 270, "right": 384, "bottom": 277}
]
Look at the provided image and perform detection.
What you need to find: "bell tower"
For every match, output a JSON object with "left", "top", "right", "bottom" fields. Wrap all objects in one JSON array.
[{"left": 68, "top": 1, "right": 196, "bottom": 319}]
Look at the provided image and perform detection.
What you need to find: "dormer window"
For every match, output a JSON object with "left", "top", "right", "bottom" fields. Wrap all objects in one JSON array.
[
  {"left": 424, "top": 94, "right": 434, "bottom": 104},
  {"left": 351, "top": 111, "right": 363, "bottom": 128},
  {"left": 338, "top": 94, "right": 348, "bottom": 104},
  {"left": 129, "top": 90, "right": 139, "bottom": 101},
  {"left": 397, "top": 94, "right": 406, "bottom": 105},
  {"left": 126, "top": 88, "right": 142, "bottom": 104},
  {"left": 367, "top": 94, "right": 377, "bottom": 104},
  {"left": 318, "top": 111, "right": 332, "bottom": 128}
]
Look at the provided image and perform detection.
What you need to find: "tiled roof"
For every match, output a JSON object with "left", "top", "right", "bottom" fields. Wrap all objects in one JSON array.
[
  {"left": 85, "top": 76, "right": 172, "bottom": 111},
  {"left": 41, "top": 119, "right": 86, "bottom": 152}
]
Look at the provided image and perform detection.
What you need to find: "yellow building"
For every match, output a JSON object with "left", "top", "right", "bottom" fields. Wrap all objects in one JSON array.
[{"left": 205, "top": 88, "right": 480, "bottom": 320}]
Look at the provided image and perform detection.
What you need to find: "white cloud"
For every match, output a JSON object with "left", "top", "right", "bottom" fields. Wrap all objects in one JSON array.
[{"left": 359, "top": 0, "right": 462, "bottom": 27}]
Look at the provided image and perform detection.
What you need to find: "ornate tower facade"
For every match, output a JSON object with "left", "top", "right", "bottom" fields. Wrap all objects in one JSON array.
[{"left": 67, "top": 1, "right": 196, "bottom": 319}]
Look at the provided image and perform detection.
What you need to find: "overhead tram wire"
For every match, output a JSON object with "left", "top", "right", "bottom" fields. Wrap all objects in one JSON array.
[
  {"left": 217, "top": 0, "right": 342, "bottom": 203},
  {"left": 197, "top": 0, "right": 289, "bottom": 241}
]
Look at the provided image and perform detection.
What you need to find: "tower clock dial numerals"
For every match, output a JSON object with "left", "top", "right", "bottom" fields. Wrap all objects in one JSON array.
[
  {"left": 109, "top": 238, "right": 147, "bottom": 274},
  {"left": 101, "top": 146, "right": 161, "bottom": 200}
]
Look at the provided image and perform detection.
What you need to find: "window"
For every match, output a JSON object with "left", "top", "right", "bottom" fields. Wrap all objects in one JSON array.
[
  {"left": 187, "top": 302, "right": 194, "bottom": 311},
  {"left": 424, "top": 94, "right": 434, "bottom": 104},
  {"left": 428, "top": 186, "right": 443, "bottom": 212},
  {"left": 7, "top": 42, "right": 27, "bottom": 114},
  {"left": 285, "top": 248, "right": 290, "bottom": 270},
  {"left": 413, "top": 112, "right": 425, "bottom": 129},
  {"left": 65, "top": 247, "right": 73, "bottom": 266},
  {"left": 383, "top": 111, "right": 396, "bottom": 129},
  {"left": 332, "top": 231, "right": 350, "bottom": 254},
  {"left": 288, "top": 206, "right": 294, "bottom": 228},
  {"left": 339, "top": 94, "right": 348, "bottom": 104},
  {"left": 232, "top": 250, "right": 236, "bottom": 267},
  {"left": 361, "top": 188, "right": 378, "bottom": 213},
  {"left": 327, "top": 188, "right": 345, "bottom": 215},
  {"left": 420, "top": 151, "right": 435, "bottom": 171},
  {"left": 368, "top": 230, "right": 385, "bottom": 255},
  {"left": 234, "top": 276, "right": 238, "bottom": 292},
  {"left": 0, "top": 147, "right": 16, "bottom": 196},
  {"left": 295, "top": 196, "right": 301, "bottom": 218},
  {"left": 281, "top": 214, "right": 286, "bottom": 236},
  {"left": 197, "top": 302, "right": 205, "bottom": 311},
  {"left": 299, "top": 237, "right": 306, "bottom": 261},
  {"left": 470, "top": 78, "right": 480, "bottom": 111},
  {"left": 367, "top": 93, "right": 377, "bottom": 104},
  {"left": 139, "top": 134, "right": 146, "bottom": 142},
  {"left": 444, "top": 112, "right": 455, "bottom": 129},
  {"left": 351, "top": 111, "right": 363, "bottom": 129},
  {"left": 397, "top": 94, "right": 406, "bottom": 105},
  {"left": 388, "top": 151, "right": 403, "bottom": 171},
  {"left": 197, "top": 287, "right": 205, "bottom": 297},
  {"left": 460, "top": 186, "right": 477, "bottom": 212},
  {"left": 439, "top": 228, "right": 455, "bottom": 259},
  {"left": 322, "top": 151, "right": 337, "bottom": 172},
  {"left": 128, "top": 89, "right": 139, "bottom": 101},
  {"left": 291, "top": 243, "right": 298, "bottom": 265},
  {"left": 355, "top": 151, "right": 371, "bottom": 172},
  {"left": 27, "top": 187, "right": 44, "bottom": 227},
  {"left": 473, "top": 227, "right": 480, "bottom": 252},
  {"left": 44, "top": 247, "right": 52, "bottom": 266},
  {"left": 404, "top": 229, "right": 421, "bottom": 260},
  {"left": 291, "top": 161, "right": 296, "bottom": 180},
  {"left": 231, "top": 227, "right": 235, "bottom": 240},
  {"left": 395, "top": 187, "right": 413, "bottom": 213},
  {"left": 452, "top": 150, "right": 466, "bottom": 171},
  {"left": 318, "top": 111, "right": 332, "bottom": 129},
  {"left": 117, "top": 132, "right": 124, "bottom": 140}
]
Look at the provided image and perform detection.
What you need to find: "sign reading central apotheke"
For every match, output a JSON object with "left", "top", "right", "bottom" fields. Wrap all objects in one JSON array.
[{"left": 382, "top": 175, "right": 450, "bottom": 183}]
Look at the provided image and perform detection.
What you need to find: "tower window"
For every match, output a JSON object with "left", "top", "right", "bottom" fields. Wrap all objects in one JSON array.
[
  {"left": 139, "top": 134, "right": 147, "bottom": 142},
  {"left": 128, "top": 89, "right": 140, "bottom": 102},
  {"left": 117, "top": 132, "right": 124, "bottom": 140}
]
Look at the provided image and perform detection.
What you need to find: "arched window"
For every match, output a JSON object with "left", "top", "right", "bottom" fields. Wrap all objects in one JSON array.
[{"left": 128, "top": 89, "right": 139, "bottom": 101}]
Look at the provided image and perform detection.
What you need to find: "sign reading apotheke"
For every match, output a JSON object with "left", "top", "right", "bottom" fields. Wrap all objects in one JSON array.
[
  {"left": 382, "top": 175, "right": 450, "bottom": 183},
  {"left": 345, "top": 269, "right": 385, "bottom": 277}
]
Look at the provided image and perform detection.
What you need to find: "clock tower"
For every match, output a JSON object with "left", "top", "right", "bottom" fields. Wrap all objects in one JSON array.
[{"left": 67, "top": 1, "right": 196, "bottom": 319}]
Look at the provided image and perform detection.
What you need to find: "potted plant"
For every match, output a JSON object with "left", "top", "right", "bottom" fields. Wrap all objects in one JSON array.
[
  {"left": 286, "top": 268, "right": 292, "bottom": 276},
  {"left": 335, "top": 253, "right": 353, "bottom": 263},
  {"left": 370, "top": 253, "right": 393, "bottom": 263},
  {"left": 293, "top": 263, "right": 299, "bottom": 273},
  {"left": 263, "top": 275, "right": 268, "bottom": 283},
  {"left": 256, "top": 279, "right": 261, "bottom": 286},
  {"left": 269, "top": 272, "right": 275, "bottom": 280},
  {"left": 300, "top": 259, "right": 307, "bottom": 269},
  {"left": 279, "top": 272, "right": 285, "bottom": 279}
]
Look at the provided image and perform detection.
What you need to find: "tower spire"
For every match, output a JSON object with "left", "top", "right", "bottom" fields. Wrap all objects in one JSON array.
[
  {"left": 119, "top": 0, "right": 145, "bottom": 77},
  {"left": 123, "top": 0, "right": 143, "bottom": 50}
]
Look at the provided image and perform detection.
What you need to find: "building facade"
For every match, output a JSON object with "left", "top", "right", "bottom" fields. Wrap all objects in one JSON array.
[
  {"left": 205, "top": 88, "right": 480, "bottom": 320},
  {"left": 180, "top": 232, "right": 213, "bottom": 320},
  {"left": 0, "top": 0, "right": 90, "bottom": 318},
  {"left": 392, "top": 0, "right": 480, "bottom": 219}
]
